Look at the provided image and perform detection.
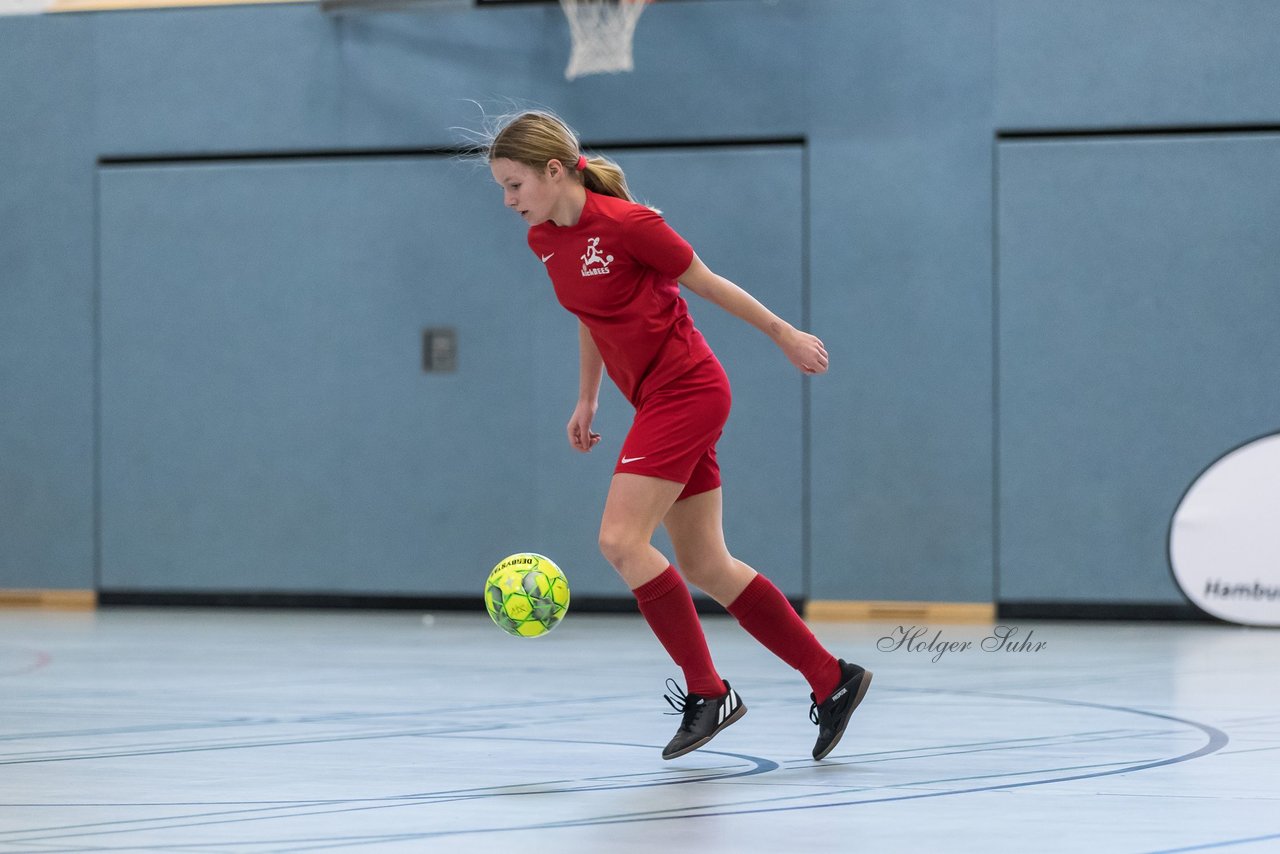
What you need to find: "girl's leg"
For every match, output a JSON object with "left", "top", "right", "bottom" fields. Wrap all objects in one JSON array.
[
  {"left": 664, "top": 487, "right": 842, "bottom": 703},
  {"left": 600, "top": 473, "right": 726, "bottom": 697},
  {"left": 598, "top": 473, "right": 684, "bottom": 589}
]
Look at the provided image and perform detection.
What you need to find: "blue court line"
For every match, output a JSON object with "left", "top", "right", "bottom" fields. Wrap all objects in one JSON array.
[
  {"left": 0, "top": 725, "right": 509, "bottom": 766},
  {"left": 778, "top": 726, "right": 1139, "bottom": 764},
  {"left": 1145, "top": 831, "right": 1280, "bottom": 853},
  {"left": 0, "top": 689, "right": 1230, "bottom": 852},
  {"left": 258, "top": 692, "right": 1236, "bottom": 852},
  {"left": 0, "top": 743, "right": 776, "bottom": 845},
  {"left": 0, "top": 693, "right": 647, "bottom": 745},
  {"left": 0, "top": 701, "right": 651, "bottom": 765},
  {"left": 1219, "top": 745, "right": 1280, "bottom": 756},
  {"left": 826, "top": 726, "right": 1187, "bottom": 768}
]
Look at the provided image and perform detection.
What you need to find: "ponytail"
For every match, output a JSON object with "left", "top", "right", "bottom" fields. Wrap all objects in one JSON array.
[
  {"left": 487, "top": 110, "right": 635, "bottom": 203},
  {"left": 580, "top": 156, "right": 634, "bottom": 202}
]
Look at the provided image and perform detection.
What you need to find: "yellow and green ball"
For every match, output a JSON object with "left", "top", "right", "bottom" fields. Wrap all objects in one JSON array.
[{"left": 485, "top": 553, "right": 570, "bottom": 638}]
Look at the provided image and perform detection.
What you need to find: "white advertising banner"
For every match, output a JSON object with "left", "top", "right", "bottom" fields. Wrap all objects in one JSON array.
[{"left": 1169, "top": 432, "right": 1280, "bottom": 627}]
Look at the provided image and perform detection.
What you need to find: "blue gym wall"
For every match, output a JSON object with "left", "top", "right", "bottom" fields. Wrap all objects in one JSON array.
[{"left": 2, "top": 0, "right": 1278, "bottom": 611}]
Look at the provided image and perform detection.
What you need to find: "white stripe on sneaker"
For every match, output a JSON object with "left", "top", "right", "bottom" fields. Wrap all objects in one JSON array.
[{"left": 718, "top": 690, "right": 737, "bottom": 724}]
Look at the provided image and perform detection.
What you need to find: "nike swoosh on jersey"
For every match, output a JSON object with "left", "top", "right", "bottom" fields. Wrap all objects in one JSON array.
[
  {"left": 541, "top": 253, "right": 555, "bottom": 263},
  {"left": 620, "top": 456, "right": 646, "bottom": 464}
]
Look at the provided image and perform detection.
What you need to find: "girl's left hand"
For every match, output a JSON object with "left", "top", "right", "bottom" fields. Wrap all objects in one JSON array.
[{"left": 781, "top": 328, "right": 829, "bottom": 375}]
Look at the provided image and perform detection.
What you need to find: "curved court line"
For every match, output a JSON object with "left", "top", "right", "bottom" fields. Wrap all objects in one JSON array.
[
  {"left": 0, "top": 688, "right": 1230, "bottom": 852},
  {"left": 257, "top": 688, "right": 1235, "bottom": 852}
]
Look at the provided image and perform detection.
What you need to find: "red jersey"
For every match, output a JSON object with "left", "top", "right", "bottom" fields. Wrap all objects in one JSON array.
[{"left": 528, "top": 190, "right": 711, "bottom": 406}]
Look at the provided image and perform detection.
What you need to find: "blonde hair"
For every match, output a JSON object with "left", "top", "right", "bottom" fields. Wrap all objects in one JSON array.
[{"left": 487, "top": 111, "right": 634, "bottom": 203}]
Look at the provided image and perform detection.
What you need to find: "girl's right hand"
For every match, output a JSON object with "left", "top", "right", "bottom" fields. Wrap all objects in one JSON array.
[
  {"left": 567, "top": 401, "right": 602, "bottom": 453},
  {"left": 780, "top": 326, "right": 829, "bottom": 375}
]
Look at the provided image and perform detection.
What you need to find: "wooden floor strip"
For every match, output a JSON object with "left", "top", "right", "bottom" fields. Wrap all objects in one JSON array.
[
  {"left": 806, "top": 600, "right": 994, "bottom": 623},
  {"left": 0, "top": 589, "right": 98, "bottom": 610}
]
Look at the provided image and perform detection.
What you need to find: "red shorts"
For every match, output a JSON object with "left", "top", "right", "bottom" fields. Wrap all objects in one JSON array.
[{"left": 615, "top": 356, "right": 732, "bottom": 500}]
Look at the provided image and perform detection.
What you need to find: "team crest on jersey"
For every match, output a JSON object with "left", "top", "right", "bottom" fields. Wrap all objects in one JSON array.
[{"left": 581, "top": 237, "right": 613, "bottom": 277}]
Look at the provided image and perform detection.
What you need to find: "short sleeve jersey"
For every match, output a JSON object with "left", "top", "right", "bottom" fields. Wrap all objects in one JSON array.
[{"left": 528, "top": 190, "right": 711, "bottom": 406}]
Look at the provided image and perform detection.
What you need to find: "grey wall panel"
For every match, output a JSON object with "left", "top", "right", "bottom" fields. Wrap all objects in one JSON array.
[
  {"left": 807, "top": 0, "right": 996, "bottom": 602},
  {"left": 997, "top": 135, "right": 1280, "bottom": 603},
  {"left": 94, "top": 6, "right": 347, "bottom": 156},
  {"left": 998, "top": 0, "right": 1280, "bottom": 130},
  {"left": 99, "top": 157, "right": 540, "bottom": 594},
  {"left": 0, "top": 16, "right": 97, "bottom": 590},
  {"left": 98, "top": 147, "right": 802, "bottom": 598}
]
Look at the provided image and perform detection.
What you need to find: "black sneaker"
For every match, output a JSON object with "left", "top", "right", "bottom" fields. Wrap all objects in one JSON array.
[
  {"left": 810, "top": 660, "right": 872, "bottom": 760},
  {"left": 660, "top": 679, "right": 747, "bottom": 760}
]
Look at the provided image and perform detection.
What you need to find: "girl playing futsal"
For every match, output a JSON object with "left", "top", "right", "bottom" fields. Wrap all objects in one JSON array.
[{"left": 486, "top": 111, "right": 871, "bottom": 760}]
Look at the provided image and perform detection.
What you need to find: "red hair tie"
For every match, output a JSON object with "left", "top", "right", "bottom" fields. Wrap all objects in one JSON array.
[{"left": 575, "top": 155, "right": 588, "bottom": 172}]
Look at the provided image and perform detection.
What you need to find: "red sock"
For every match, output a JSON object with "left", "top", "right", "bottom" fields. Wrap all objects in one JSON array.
[
  {"left": 728, "top": 573, "right": 842, "bottom": 702},
  {"left": 633, "top": 567, "right": 726, "bottom": 697}
]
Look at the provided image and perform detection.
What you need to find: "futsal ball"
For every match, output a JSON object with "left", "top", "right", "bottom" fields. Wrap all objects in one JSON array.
[{"left": 484, "top": 553, "right": 570, "bottom": 638}]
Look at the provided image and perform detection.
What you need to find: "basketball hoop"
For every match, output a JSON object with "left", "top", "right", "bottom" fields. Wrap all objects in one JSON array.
[{"left": 558, "top": 0, "right": 649, "bottom": 81}]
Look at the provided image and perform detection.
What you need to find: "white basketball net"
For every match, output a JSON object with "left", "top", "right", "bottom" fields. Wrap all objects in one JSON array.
[{"left": 559, "top": 0, "right": 649, "bottom": 81}]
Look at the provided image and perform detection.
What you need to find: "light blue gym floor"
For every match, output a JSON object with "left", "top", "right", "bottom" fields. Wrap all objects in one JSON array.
[{"left": 2, "top": 608, "right": 1277, "bottom": 852}]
